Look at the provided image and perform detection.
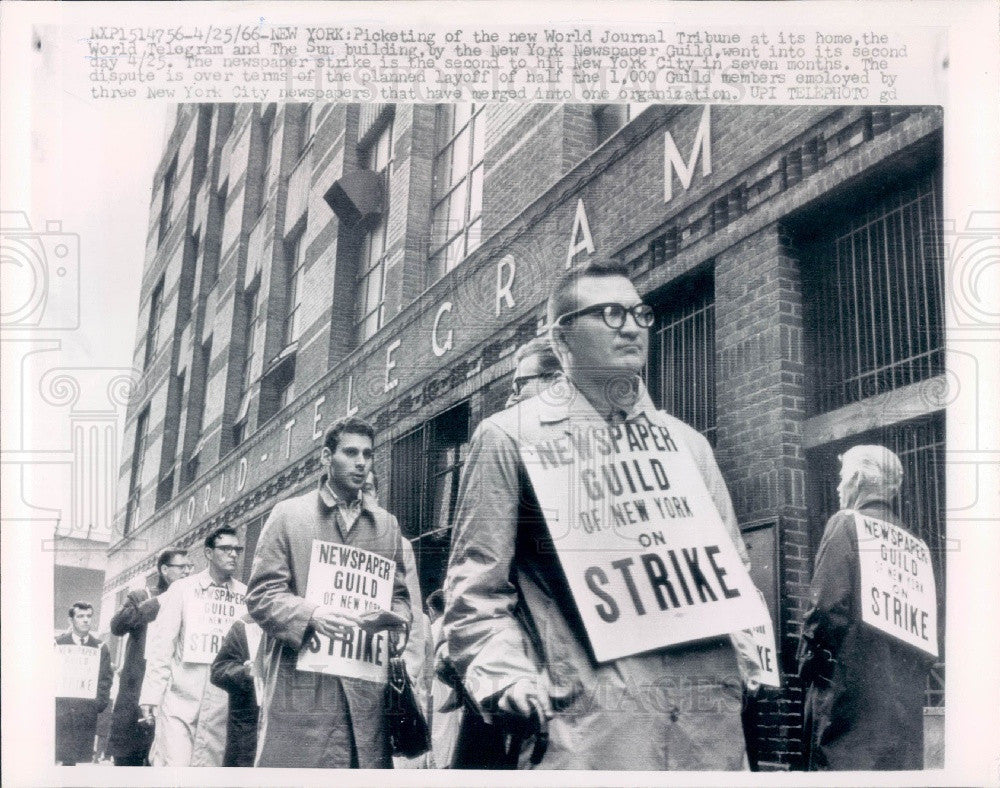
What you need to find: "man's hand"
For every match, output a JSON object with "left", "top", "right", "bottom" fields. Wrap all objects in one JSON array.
[
  {"left": 309, "top": 606, "right": 361, "bottom": 639},
  {"left": 496, "top": 677, "right": 553, "bottom": 720},
  {"left": 139, "top": 704, "right": 157, "bottom": 726}
]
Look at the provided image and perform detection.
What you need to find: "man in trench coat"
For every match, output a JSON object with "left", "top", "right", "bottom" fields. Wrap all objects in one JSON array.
[
  {"left": 443, "top": 262, "right": 755, "bottom": 770},
  {"left": 799, "top": 445, "right": 935, "bottom": 770},
  {"left": 139, "top": 526, "right": 247, "bottom": 766},
  {"left": 210, "top": 613, "right": 262, "bottom": 767},
  {"left": 247, "top": 416, "right": 411, "bottom": 768},
  {"left": 55, "top": 602, "right": 113, "bottom": 765},
  {"left": 107, "top": 548, "right": 192, "bottom": 765}
]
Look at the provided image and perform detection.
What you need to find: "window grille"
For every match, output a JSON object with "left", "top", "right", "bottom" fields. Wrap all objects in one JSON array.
[
  {"left": 389, "top": 401, "right": 471, "bottom": 595},
  {"left": 804, "top": 172, "right": 944, "bottom": 413},
  {"left": 649, "top": 273, "right": 716, "bottom": 445}
]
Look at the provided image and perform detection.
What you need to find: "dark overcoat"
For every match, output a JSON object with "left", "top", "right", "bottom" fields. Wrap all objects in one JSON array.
[
  {"left": 247, "top": 480, "right": 411, "bottom": 768},
  {"left": 210, "top": 615, "right": 260, "bottom": 767},
  {"left": 799, "top": 500, "right": 935, "bottom": 770},
  {"left": 107, "top": 587, "right": 160, "bottom": 761},
  {"left": 55, "top": 631, "right": 112, "bottom": 764}
]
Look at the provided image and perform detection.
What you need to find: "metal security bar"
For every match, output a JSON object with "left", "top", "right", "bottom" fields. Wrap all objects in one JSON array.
[
  {"left": 806, "top": 412, "right": 946, "bottom": 706},
  {"left": 805, "top": 172, "right": 944, "bottom": 412},
  {"left": 649, "top": 275, "right": 716, "bottom": 445}
]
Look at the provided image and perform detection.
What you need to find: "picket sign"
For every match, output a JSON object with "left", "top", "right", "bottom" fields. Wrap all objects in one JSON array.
[
  {"left": 520, "top": 416, "right": 768, "bottom": 663},
  {"left": 56, "top": 643, "right": 100, "bottom": 699},
  {"left": 296, "top": 540, "right": 395, "bottom": 683},
  {"left": 854, "top": 513, "right": 938, "bottom": 657}
]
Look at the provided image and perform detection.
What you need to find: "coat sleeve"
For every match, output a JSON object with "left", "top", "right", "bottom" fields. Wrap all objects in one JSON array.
[
  {"left": 443, "top": 420, "right": 540, "bottom": 707},
  {"left": 96, "top": 642, "right": 113, "bottom": 712},
  {"left": 688, "top": 426, "right": 750, "bottom": 567},
  {"left": 138, "top": 580, "right": 183, "bottom": 707},
  {"left": 210, "top": 621, "right": 252, "bottom": 695},
  {"left": 397, "top": 539, "right": 427, "bottom": 684},
  {"left": 109, "top": 589, "right": 156, "bottom": 636},
  {"left": 801, "top": 512, "right": 857, "bottom": 656},
  {"left": 246, "top": 503, "right": 319, "bottom": 649},
  {"left": 390, "top": 527, "right": 413, "bottom": 635}
]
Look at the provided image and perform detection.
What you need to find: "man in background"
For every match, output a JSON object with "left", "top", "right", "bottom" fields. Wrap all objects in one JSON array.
[
  {"left": 107, "top": 548, "right": 191, "bottom": 765},
  {"left": 139, "top": 527, "right": 247, "bottom": 766},
  {"left": 505, "top": 335, "right": 562, "bottom": 408},
  {"left": 799, "top": 445, "right": 935, "bottom": 769},
  {"left": 55, "top": 602, "right": 113, "bottom": 765}
]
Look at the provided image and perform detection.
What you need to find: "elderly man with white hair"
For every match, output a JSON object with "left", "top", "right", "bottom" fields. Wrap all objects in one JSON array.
[{"left": 798, "top": 445, "right": 935, "bottom": 770}]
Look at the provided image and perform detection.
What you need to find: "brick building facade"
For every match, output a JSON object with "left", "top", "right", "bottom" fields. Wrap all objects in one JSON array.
[{"left": 105, "top": 102, "right": 945, "bottom": 767}]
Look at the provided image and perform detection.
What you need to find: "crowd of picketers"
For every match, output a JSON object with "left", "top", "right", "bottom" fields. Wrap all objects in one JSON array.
[{"left": 56, "top": 262, "right": 935, "bottom": 771}]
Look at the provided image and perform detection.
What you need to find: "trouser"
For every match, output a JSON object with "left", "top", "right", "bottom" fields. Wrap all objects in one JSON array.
[{"left": 113, "top": 751, "right": 148, "bottom": 766}]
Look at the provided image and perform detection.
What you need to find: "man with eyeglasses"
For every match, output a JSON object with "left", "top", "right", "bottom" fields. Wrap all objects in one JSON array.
[
  {"left": 139, "top": 526, "right": 247, "bottom": 766},
  {"left": 107, "top": 549, "right": 191, "bottom": 766},
  {"left": 443, "top": 261, "right": 756, "bottom": 769},
  {"left": 505, "top": 336, "right": 563, "bottom": 408}
]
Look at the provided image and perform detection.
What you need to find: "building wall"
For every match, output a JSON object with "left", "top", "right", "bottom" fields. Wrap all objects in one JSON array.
[{"left": 107, "top": 102, "right": 945, "bottom": 768}]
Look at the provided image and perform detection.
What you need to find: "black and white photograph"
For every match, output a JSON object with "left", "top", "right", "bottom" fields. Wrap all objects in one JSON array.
[{"left": 1, "top": 2, "right": 998, "bottom": 786}]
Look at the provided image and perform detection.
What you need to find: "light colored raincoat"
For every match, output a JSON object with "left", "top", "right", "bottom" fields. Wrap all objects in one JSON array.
[
  {"left": 139, "top": 569, "right": 247, "bottom": 766},
  {"left": 444, "top": 381, "right": 752, "bottom": 770}
]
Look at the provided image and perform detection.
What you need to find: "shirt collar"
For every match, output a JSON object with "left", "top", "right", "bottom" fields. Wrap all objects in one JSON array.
[
  {"left": 317, "top": 474, "right": 366, "bottom": 514},
  {"left": 537, "top": 377, "right": 657, "bottom": 426},
  {"left": 194, "top": 568, "right": 235, "bottom": 590}
]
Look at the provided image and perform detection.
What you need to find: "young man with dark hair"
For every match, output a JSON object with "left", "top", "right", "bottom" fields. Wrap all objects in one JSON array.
[
  {"left": 443, "top": 261, "right": 760, "bottom": 769},
  {"left": 55, "top": 601, "right": 113, "bottom": 765},
  {"left": 247, "top": 415, "right": 411, "bottom": 767},
  {"left": 139, "top": 527, "right": 246, "bottom": 766},
  {"left": 107, "top": 549, "right": 191, "bottom": 765}
]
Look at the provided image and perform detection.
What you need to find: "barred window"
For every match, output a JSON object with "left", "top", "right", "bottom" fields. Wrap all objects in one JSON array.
[
  {"left": 124, "top": 408, "right": 150, "bottom": 535},
  {"left": 803, "top": 172, "right": 944, "bottom": 413},
  {"left": 389, "top": 401, "right": 471, "bottom": 595},
  {"left": 355, "top": 119, "right": 394, "bottom": 344},
  {"left": 648, "top": 272, "right": 716, "bottom": 445},
  {"left": 241, "top": 281, "right": 261, "bottom": 396},
  {"left": 429, "top": 104, "right": 485, "bottom": 282},
  {"left": 143, "top": 277, "right": 165, "bottom": 370},
  {"left": 254, "top": 107, "right": 275, "bottom": 217},
  {"left": 284, "top": 228, "right": 306, "bottom": 346},
  {"left": 158, "top": 155, "right": 177, "bottom": 246}
]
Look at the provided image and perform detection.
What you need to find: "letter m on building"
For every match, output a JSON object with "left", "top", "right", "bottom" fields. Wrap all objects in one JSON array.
[{"left": 664, "top": 105, "right": 712, "bottom": 202}]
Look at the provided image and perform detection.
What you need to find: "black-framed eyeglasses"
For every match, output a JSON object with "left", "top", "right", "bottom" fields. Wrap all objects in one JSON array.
[
  {"left": 555, "top": 302, "right": 655, "bottom": 330},
  {"left": 213, "top": 545, "right": 244, "bottom": 555},
  {"left": 165, "top": 563, "right": 193, "bottom": 569},
  {"left": 512, "top": 372, "right": 558, "bottom": 395}
]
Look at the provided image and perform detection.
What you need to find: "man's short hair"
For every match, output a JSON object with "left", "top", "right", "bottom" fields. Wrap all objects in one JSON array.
[
  {"left": 840, "top": 444, "right": 904, "bottom": 494},
  {"left": 546, "top": 261, "right": 634, "bottom": 326},
  {"left": 69, "top": 601, "right": 93, "bottom": 617},
  {"left": 323, "top": 416, "right": 376, "bottom": 454},
  {"left": 205, "top": 525, "right": 238, "bottom": 549},
  {"left": 514, "top": 336, "right": 562, "bottom": 376},
  {"left": 157, "top": 548, "right": 188, "bottom": 572}
]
